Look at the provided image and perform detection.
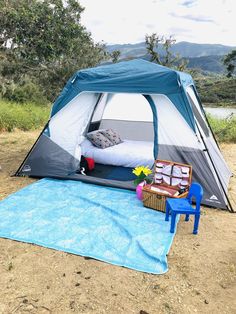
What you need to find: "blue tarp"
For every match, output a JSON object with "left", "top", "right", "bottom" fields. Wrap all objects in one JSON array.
[{"left": 0, "top": 179, "right": 178, "bottom": 274}]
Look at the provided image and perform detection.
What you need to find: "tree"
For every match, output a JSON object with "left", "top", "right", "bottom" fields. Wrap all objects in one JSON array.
[
  {"left": 0, "top": 0, "right": 108, "bottom": 101},
  {"left": 110, "top": 50, "right": 121, "bottom": 63},
  {"left": 145, "top": 33, "right": 188, "bottom": 70},
  {"left": 224, "top": 50, "right": 236, "bottom": 78}
]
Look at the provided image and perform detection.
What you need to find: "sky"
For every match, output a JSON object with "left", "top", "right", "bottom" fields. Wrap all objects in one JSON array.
[{"left": 79, "top": 0, "right": 235, "bottom": 46}]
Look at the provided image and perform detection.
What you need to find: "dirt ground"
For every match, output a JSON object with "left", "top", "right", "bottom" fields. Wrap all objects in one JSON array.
[{"left": 0, "top": 130, "right": 236, "bottom": 314}]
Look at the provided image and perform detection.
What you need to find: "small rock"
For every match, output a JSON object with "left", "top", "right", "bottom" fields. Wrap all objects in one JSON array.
[
  {"left": 46, "top": 285, "right": 50, "bottom": 289},
  {"left": 22, "top": 299, "right": 28, "bottom": 304},
  {"left": 7, "top": 262, "right": 13, "bottom": 271},
  {"left": 220, "top": 283, "right": 227, "bottom": 289},
  {"left": 76, "top": 271, "right": 82, "bottom": 274},
  {"left": 70, "top": 300, "right": 75, "bottom": 310},
  {"left": 75, "top": 283, "right": 80, "bottom": 287},
  {"left": 153, "top": 284, "right": 160, "bottom": 290},
  {"left": 24, "top": 304, "right": 35, "bottom": 311},
  {"left": 62, "top": 273, "right": 66, "bottom": 277},
  {"left": 85, "top": 276, "right": 91, "bottom": 280},
  {"left": 204, "top": 299, "right": 209, "bottom": 304},
  {"left": 140, "top": 311, "right": 149, "bottom": 314}
]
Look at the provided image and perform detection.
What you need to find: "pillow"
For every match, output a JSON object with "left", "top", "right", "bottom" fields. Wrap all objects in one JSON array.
[
  {"left": 100, "top": 129, "right": 123, "bottom": 145},
  {"left": 87, "top": 131, "right": 114, "bottom": 149}
]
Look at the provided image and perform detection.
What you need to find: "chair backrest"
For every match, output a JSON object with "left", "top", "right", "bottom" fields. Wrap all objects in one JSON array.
[{"left": 187, "top": 182, "right": 203, "bottom": 211}]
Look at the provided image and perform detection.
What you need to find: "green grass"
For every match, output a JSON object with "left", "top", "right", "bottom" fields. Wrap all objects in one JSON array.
[
  {"left": 0, "top": 100, "right": 50, "bottom": 132},
  {"left": 207, "top": 114, "right": 236, "bottom": 143}
]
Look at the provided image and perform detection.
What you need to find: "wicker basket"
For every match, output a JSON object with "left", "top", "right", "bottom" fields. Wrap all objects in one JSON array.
[
  {"left": 142, "top": 186, "right": 188, "bottom": 212},
  {"left": 142, "top": 190, "right": 166, "bottom": 212},
  {"left": 142, "top": 159, "right": 192, "bottom": 212}
]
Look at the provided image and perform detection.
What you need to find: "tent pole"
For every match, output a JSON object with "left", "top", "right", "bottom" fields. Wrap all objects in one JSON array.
[
  {"left": 86, "top": 93, "right": 103, "bottom": 133},
  {"left": 192, "top": 85, "right": 221, "bottom": 151},
  {"left": 195, "top": 121, "right": 234, "bottom": 212},
  {"left": 14, "top": 120, "right": 50, "bottom": 177}
]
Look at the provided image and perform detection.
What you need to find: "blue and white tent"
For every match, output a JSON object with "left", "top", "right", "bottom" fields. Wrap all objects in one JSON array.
[{"left": 16, "top": 59, "right": 232, "bottom": 210}]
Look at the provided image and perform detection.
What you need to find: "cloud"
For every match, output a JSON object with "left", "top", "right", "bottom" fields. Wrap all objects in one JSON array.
[
  {"left": 79, "top": 0, "right": 236, "bottom": 45},
  {"left": 170, "top": 12, "right": 215, "bottom": 23},
  {"left": 146, "top": 23, "right": 155, "bottom": 29},
  {"left": 181, "top": 0, "right": 197, "bottom": 7},
  {"left": 90, "top": 20, "right": 103, "bottom": 26},
  {"left": 169, "top": 27, "right": 191, "bottom": 35}
]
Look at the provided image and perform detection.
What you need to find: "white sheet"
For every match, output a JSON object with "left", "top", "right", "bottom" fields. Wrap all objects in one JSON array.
[{"left": 80, "top": 139, "right": 154, "bottom": 168}]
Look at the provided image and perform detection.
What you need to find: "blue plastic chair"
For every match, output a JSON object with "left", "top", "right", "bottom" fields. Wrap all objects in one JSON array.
[{"left": 165, "top": 182, "right": 203, "bottom": 234}]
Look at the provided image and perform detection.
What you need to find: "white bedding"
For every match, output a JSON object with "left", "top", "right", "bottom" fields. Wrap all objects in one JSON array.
[{"left": 80, "top": 139, "right": 154, "bottom": 168}]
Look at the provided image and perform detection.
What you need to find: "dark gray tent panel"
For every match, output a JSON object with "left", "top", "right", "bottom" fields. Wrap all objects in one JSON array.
[{"left": 15, "top": 60, "right": 232, "bottom": 211}]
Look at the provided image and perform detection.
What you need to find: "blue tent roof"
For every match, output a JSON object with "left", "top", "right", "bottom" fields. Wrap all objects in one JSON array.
[{"left": 51, "top": 59, "right": 195, "bottom": 130}]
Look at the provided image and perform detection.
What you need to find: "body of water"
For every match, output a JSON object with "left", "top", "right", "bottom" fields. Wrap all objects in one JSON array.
[{"left": 204, "top": 107, "right": 236, "bottom": 119}]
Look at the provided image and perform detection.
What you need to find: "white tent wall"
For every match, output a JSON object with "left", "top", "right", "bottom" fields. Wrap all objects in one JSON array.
[
  {"left": 186, "top": 86, "right": 232, "bottom": 189},
  {"left": 95, "top": 93, "right": 201, "bottom": 148},
  {"left": 49, "top": 92, "right": 100, "bottom": 159},
  {"left": 48, "top": 91, "right": 205, "bottom": 161},
  {"left": 151, "top": 95, "right": 202, "bottom": 149},
  {"left": 98, "top": 93, "right": 155, "bottom": 141},
  {"left": 102, "top": 93, "right": 153, "bottom": 122}
]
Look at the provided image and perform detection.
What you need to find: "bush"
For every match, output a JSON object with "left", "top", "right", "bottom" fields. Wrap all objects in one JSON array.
[
  {"left": 207, "top": 114, "right": 236, "bottom": 143},
  {"left": 2, "top": 79, "right": 48, "bottom": 105},
  {"left": 0, "top": 100, "right": 50, "bottom": 131},
  {"left": 195, "top": 76, "right": 236, "bottom": 106}
]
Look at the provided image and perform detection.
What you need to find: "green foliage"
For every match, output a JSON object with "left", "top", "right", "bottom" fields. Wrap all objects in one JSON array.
[
  {"left": 0, "top": 100, "right": 50, "bottom": 131},
  {"left": 2, "top": 77, "right": 48, "bottom": 104},
  {"left": 0, "top": 0, "right": 107, "bottom": 102},
  {"left": 207, "top": 114, "right": 236, "bottom": 143},
  {"left": 145, "top": 34, "right": 188, "bottom": 70},
  {"left": 223, "top": 50, "right": 236, "bottom": 77},
  {"left": 194, "top": 75, "right": 236, "bottom": 106},
  {"left": 110, "top": 50, "right": 121, "bottom": 63}
]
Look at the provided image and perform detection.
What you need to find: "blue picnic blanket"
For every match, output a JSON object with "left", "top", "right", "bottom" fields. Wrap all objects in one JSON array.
[{"left": 0, "top": 178, "right": 177, "bottom": 274}]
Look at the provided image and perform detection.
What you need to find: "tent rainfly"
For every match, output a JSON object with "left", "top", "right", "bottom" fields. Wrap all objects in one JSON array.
[{"left": 15, "top": 59, "right": 233, "bottom": 211}]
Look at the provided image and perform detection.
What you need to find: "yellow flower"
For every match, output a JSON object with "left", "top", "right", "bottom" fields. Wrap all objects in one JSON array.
[{"left": 132, "top": 166, "right": 152, "bottom": 177}]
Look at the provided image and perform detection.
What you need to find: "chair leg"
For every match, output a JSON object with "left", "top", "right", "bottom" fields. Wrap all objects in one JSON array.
[
  {"left": 193, "top": 214, "right": 200, "bottom": 235},
  {"left": 185, "top": 214, "right": 190, "bottom": 221},
  {"left": 165, "top": 203, "right": 170, "bottom": 221},
  {"left": 170, "top": 213, "right": 177, "bottom": 233}
]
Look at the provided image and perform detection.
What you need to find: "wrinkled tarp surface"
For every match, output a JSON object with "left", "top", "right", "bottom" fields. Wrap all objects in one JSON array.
[{"left": 0, "top": 178, "right": 177, "bottom": 274}]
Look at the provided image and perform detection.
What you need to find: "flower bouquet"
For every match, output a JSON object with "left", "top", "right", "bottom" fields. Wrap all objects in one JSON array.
[{"left": 132, "top": 165, "right": 152, "bottom": 187}]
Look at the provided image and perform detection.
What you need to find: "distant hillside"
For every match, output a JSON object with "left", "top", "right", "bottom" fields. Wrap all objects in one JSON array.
[
  {"left": 195, "top": 77, "right": 236, "bottom": 106},
  {"left": 107, "top": 41, "right": 235, "bottom": 73},
  {"left": 107, "top": 41, "right": 235, "bottom": 58},
  {"left": 186, "top": 55, "right": 225, "bottom": 73}
]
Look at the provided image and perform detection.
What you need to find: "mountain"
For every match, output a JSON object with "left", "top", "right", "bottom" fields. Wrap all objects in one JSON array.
[
  {"left": 107, "top": 41, "right": 235, "bottom": 58},
  {"left": 186, "top": 55, "right": 224, "bottom": 73},
  {"left": 107, "top": 41, "right": 235, "bottom": 73}
]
